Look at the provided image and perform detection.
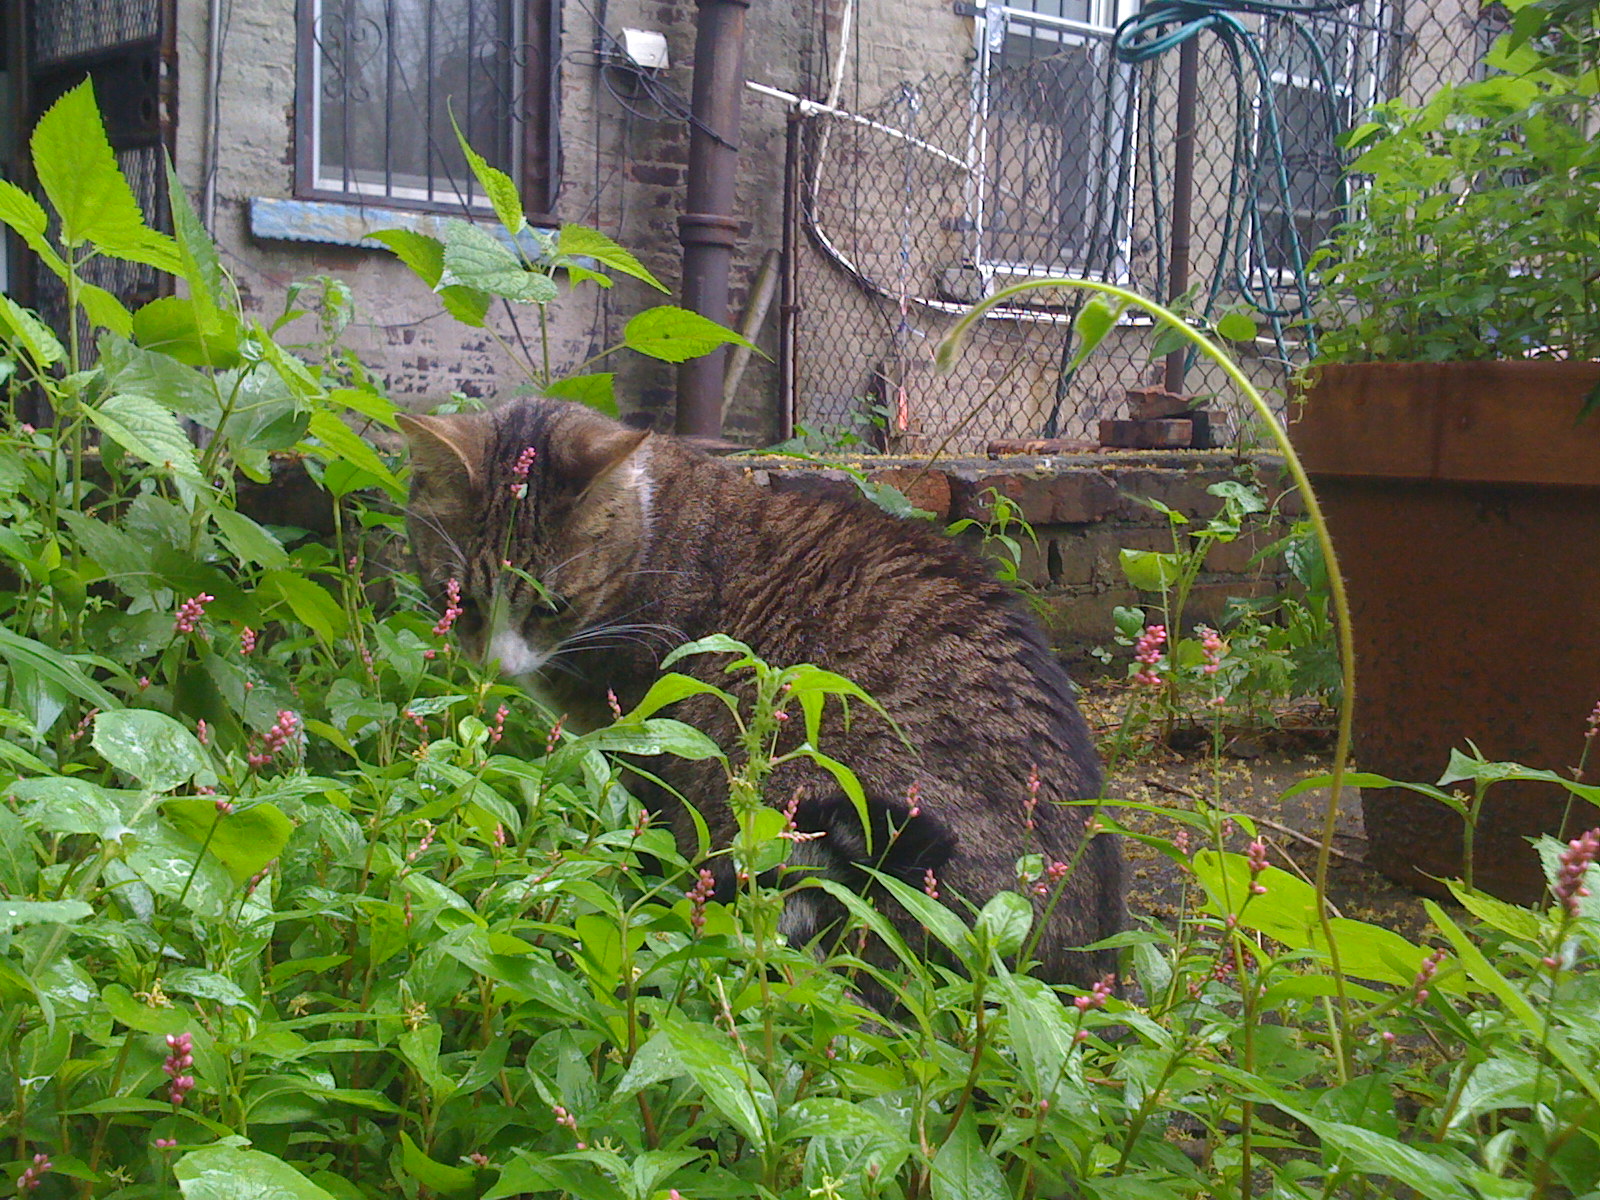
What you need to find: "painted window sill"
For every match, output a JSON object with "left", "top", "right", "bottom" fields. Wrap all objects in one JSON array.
[{"left": 248, "top": 197, "right": 549, "bottom": 256}]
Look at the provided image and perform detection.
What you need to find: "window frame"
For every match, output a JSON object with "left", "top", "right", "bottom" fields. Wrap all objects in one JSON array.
[
  {"left": 1249, "top": 4, "right": 1388, "bottom": 284},
  {"left": 967, "top": 0, "right": 1139, "bottom": 285},
  {"left": 292, "top": 0, "right": 559, "bottom": 220}
]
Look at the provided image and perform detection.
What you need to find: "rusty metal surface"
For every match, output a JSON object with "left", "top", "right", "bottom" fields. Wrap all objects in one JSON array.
[
  {"left": 1316, "top": 474, "right": 1600, "bottom": 904},
  {"left": 1296, "top": 361, "right": 1600, "bottom": 487}
]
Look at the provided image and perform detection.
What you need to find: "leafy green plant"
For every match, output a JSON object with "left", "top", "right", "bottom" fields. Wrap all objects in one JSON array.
[
  {"left": 1102, "top": 478, "right": 1271, "bottom": 740},
  {"left": 943, "top": 488, "right": 1038, "bottom": 587},
  {"left": 15, "top": 77, "right": 1600, "bottom": 1200},
  {"left": 1312, "top": 0, "right": 1600, "bottom": 364},
  {"left": 370, "top": 122, "right": 756, "bottom": 415}
]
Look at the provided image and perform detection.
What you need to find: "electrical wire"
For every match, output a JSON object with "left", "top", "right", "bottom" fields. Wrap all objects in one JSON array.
[{"left": 565, "top": 0, "right": 740, "bottom": 149}]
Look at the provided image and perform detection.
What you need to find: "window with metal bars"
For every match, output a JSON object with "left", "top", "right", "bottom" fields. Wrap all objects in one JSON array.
[
  {"left": 1249, "top": 5, "right": 1388, "bottom": 280},
  {"left": 971, "top": 0, "right": 1137, "bottom": 279},
  {"left": 295, "top": 0, "right": 558, "bottom": 217}
]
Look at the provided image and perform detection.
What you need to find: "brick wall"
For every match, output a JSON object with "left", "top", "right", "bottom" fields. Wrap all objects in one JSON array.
[{"left": 747, "top": 451, "right": 1301, "bottom": 662}]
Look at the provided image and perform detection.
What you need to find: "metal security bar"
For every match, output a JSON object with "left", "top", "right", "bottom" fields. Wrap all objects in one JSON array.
[
  {"left": 299, "top": 0, "right": 519, "bottom": 210},
  {"left": 25, "top": 0, "right": 173, "bottom": 384}
]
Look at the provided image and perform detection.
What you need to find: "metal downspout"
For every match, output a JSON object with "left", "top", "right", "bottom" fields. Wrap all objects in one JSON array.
[{"left": 675, "top": 0, "right": 751, "bottom": 437}]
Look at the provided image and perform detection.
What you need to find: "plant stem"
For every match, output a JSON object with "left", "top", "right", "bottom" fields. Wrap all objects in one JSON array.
[{"left": 943, "top": 280, "right": 1359, "bottom": 1077}]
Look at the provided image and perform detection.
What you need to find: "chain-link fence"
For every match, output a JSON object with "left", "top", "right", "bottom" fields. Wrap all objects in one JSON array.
[{"left": 790, "top": 1, "right": 1499, "bottom": 452}]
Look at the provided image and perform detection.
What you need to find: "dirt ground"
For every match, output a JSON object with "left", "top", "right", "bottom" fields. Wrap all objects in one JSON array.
[{"left": 1082, "top": 687, "right": 1438, "bottom": 942}]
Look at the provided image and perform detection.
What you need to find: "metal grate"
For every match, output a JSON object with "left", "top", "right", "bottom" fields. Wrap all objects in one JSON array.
[
  {"left": 30, "top": 0, "right": 161, "bottom": 67},
  {"left": 304, "top": 0, "right": 520, "bottom": 209}
]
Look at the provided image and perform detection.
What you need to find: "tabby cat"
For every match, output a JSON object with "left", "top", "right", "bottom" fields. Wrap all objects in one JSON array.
[{"left": 400, "top": 398, "right": 1124, "bottom": 987}]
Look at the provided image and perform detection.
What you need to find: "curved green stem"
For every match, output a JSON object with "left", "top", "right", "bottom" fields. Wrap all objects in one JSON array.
[{"left": 940, "top": 279, "right": 1357, "bottom": 1074}]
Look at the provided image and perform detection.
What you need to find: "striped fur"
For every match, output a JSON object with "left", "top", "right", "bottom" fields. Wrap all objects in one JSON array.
[{"left": 400, "top": 398, "right": 1125, "bottom": 988}]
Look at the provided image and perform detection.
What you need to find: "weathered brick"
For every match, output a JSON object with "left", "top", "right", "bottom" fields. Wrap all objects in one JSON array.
[
  {"left": 1083, "top": 525, "right": 1176, "bottom": 588},
  {"left": 1049, "top": 535, "right": 1095, "bottom": 586},
  {"left": 1204, "top": 528, "right": 1276, "bottom": 576},
  {"left": 1099, "top": 418, "right": 1194, "bottom": 449},
  {"left": 866, "top": 466, "right": 953, "bottom": 522},
  {"left": 1033, "top": 587, "right": 1144, "bottom": 648},
  {"left": 956, "top": 468, "right": 1120, "bottom": 526},
  {"left": 1115, "top": 468, "right": 1229, "bottom": 522}
]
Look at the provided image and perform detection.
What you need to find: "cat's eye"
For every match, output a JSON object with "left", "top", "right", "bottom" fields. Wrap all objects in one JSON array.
[{"left": 529, "top": 595, "right": 570, "bottom": 621}]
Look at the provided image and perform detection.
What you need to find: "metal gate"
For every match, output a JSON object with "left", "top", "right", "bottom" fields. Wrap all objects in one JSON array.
[{"left": 23, "top": 0, "right": 177, "bottom": 352}]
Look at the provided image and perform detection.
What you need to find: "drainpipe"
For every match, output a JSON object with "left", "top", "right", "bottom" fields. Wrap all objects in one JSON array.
[
  {"left": 1163, "top": 34, "right": 1199, "bottom": 396},
  {"left": 675, "top": 0, "right": 750, "bottom": 438}
]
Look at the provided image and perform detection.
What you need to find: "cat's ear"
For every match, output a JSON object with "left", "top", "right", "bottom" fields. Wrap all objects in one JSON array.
[
  {"left": 398, "top": 412, "right": 488, "bottom": 495},
  {"left": 562, "top": 422, "right": 650, "bottom": 491}
]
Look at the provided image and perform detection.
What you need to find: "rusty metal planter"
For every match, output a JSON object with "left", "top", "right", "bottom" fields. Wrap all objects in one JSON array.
[{"left": 1293, "top": 361, "right": 1600, "bottom": 903}]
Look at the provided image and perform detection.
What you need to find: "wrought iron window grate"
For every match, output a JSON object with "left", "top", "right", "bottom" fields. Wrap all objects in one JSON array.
[{"left": 305, "top": 0, "right": 519, "bottom": 210}]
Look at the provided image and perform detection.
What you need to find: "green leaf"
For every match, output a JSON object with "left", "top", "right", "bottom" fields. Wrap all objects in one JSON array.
[
  {"left": 1003, "top": 976, "right": 1086, "bottom": 1106},
  {"left": 398, "top": 1023, "right": 455, "bottom": 1100},
  {"left": 626, "top": 671, "right": 734, "bottom": 720},
  {"left": 1295, "top": 1116, "right": 1473, "bottom": 1200},
  {"left": 974, "top": 890, "right": 1032, "bottom": 957},
  {"left": 327, "top": 385, "right": 399, "bottom": 429},
  {"left": 164, "top": 153, "right": 230, "bottom": 314},
  {"left": 557, "top": 225, "right": 668, "bottom": 292},
  {"left": 176, "top": 1146, "right": 340, "bottom": 1200},
  {"left": 367, "top": 228, "right": 490, "bottom": 327},
  {"left": 0, "top": 807, "right": 39, "bottom": 895},
  {"left": 259, "top": 570, "right": 348, "bottom": 642},
  {"left": 32, "top": 80, "right": 183, "bottom": 269},
  {"left": 0, "top": 626, "right": 122, "bottom": 711},
  {"left": 1149, "top": 320, "right": 1190, "bottom": 360},
  {"left": 0, "top": 899, "right": 92, "bottom": 933},
  {"left": 657, "top": 1009, "right": 771, "bottom": 1149},
  {"left": 398, "top": 1132, "right": 475, "bottom": 1195},
  {"left": 0, "top": 179, "right": 58, "bottom": 264},
  {"left": 12, "top": 777, "right": 134, "bottom": 839},
  {"left": 128, "top": 822, "right": 234, "bottom": 918},
  {"left": 211, "top": 509, "right": 290, "bottom": 569},
  {"left": 99, "top": 336, "right": 224, "bottom": 425},
  {"left": 661, "top": 633, "right": 756, "bottom": 668},
  {"left": 778, "top": 1096, "right": 899, "bottom": 1144},
  {"left": 1118, "top": 548, "right": 1183, "bottom": 593},
  {"left": 623, "top": 305, "right": 758, "bottom": 364},
  {"left": 930, "top": 1109, "right": 1010, "bottom": 1200},
  {"left": 304, "top": 410, "right": 404, "bottom": 499},
  {"left": 1444, "top": 878, "right": 1543, "bottom": 942},
  {"left": 438, "top": 219, "right": 558, "bottom": 303},
  {"left": 1215, "top": 310, "right": 1258, "bottom": 341},
  {"left": 93, "top": 709, "right": 208, "bottom": 792},
  {"left": 0, "top": 294, "right": 64, "bottom": 369},
  {"left": 80, "top": 282, "right": 135, "bottom": 337},
  {"left": 565, "top": 718, "right": 724, "bottom": 763},
  {"left": 543, "top": 371, "right": 618, "bottom": 416},
  {"left": 162, "top": 966, "right": 252, "bottom": 1009},
  {"left": 101, "top": 983, "right": 193, "bottom": 1034},
  {"left": 870, "top": 868, "right": 971, "bottom": 956},
  {"left": 83, "top": 394, "right": 204, "bottom": 480},
  {"left": 450, "top": 110, "right": 526, "bottom": 236},
  {"left": 1068, "top": 298, "right": 1119, "bottom": 371},
  {"left": 163, "top": 798, "right": 292, "bottom": 883},
  {"left": 132, "top": 295, "right": 241, "bottom": 367},
  {"left": 485, "top": 1155, "right": 627, "bottom": 1200}
]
